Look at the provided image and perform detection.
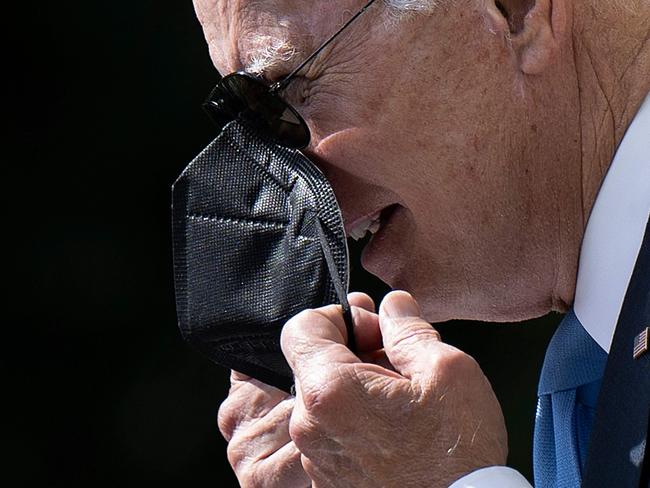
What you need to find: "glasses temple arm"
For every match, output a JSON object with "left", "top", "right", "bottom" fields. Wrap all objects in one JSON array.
[{"left": 270, "top": 0, "right": 379, "bottom": 93}]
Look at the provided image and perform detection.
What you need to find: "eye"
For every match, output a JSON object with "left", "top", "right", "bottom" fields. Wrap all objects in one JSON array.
[{"left": 278, "top": 76, "right": 313, "bottom": 107}]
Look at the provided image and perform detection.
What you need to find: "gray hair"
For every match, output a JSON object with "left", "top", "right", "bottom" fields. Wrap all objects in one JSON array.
[
  {"left": 382, "top": 0, "right": 441, "bottom": 26},
  {"left": 247, "top": 37, "right": 296, "bottom": 76},
  {"left": 246, "top": 0, "right": 439, "bottom": 75},
  {"left": 385, "top": 0, "right": 439, "bottom": 13}
]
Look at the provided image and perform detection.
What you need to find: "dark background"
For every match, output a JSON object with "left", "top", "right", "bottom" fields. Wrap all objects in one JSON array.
[{"left": 11, "top": 2, "right": 560, "bottom": 486}]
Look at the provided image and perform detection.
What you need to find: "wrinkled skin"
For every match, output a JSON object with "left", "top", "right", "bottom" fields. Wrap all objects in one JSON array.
[
  {"left": 196, "top": 0, "right": 649, "bottom": 486},
  {"left": 193, "top": 0, "right": 648, "bottom": 322},
  {"left": 281, "top": 292, "right": 508, "bottom": 487},
  {"left": 220, "top": 292, "right": 508, "bottom": 487}
]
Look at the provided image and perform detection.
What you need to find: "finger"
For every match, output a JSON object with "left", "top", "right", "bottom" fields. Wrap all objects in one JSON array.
[
  {"left": 230, "top": 411, "right": 311, "bottom": 487},
  {"left": 348, "top": 292, "right": 375, "bottom": 312},
  {"left": 281, "top": 293, "right": 375, "bottom": 351},
  {"left": 283, "top": 292, "right": 379, "bottom": 353},
  {"left": 230, "top": 371, "right": 288, "bottom": 402},
  {"left": 229, "top": 374, "right": 290, "bottom": 416},
  {"left": 219, "top": 374, "right": 290, "bottom": 440},
  {"left": 357, "top": 348, "right": 396, "bottom": 371},
  {"left": 231, "top": 370, "right": 251, "bottom": 382},
  {"left": 348, "top": 292, "right": 381, "bottom": 351},
  {"left": 305, "top": 291, "right": 377, "bottom": 346},
  {"left": 310, "top": 303, "right": 379, "bottom": 350},
  {"left": 350, "top": 306, "right": 382, "bottom": 353},
  {"left": 378, "top": 290, "right": 441, "bottom": 379},
  {"left": 281, "top": 306, "right": 360, "bottom": 381},
  {"left": 228, "top": 398, "right": 294, "bottom": 460},
  {"left": 253, "top": 442, "right": 311, "bottom": 488},
  {"left": 300, "top": 453, "right": 341, "bottom": 488}
]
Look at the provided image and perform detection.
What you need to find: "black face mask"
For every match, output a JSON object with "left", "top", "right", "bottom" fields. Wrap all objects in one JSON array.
[{"left": 172, "top": 121, "right": 352, "bottom": 392}]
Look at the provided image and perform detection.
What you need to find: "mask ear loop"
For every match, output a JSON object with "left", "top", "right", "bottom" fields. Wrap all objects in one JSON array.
[{"left": 314, "top": 217, "right": 356, "bottom": 353}]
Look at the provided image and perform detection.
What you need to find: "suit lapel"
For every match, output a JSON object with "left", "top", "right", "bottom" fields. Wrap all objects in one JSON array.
[{"left": 582, "top": 216, "right": 650, "bottom": 488}]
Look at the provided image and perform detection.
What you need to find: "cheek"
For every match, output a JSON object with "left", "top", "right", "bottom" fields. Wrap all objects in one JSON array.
[
  {"left": 300, "top": 87, "right": 367, "bottom": 142},
  {"left": 302, "top": 62, "right": 403, "bottom": 148}
]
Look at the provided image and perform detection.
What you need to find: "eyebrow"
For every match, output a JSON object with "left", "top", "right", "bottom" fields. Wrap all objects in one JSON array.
[
  {"left": 270, "top": 0, "right": 378, "bottom": 93},
  {"left": 245, "top": 35, "right": 297, "bottom": 75}
]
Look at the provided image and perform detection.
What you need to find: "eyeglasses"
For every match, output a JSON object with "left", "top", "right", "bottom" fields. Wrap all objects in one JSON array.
[{"left": 203, "top": 0, "right": 379, "bottom": 149}]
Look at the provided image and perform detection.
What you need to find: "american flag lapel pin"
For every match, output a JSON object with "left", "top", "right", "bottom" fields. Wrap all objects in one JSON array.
[{"left": 633, "top": 327, "right": 649, "bottom": 359}]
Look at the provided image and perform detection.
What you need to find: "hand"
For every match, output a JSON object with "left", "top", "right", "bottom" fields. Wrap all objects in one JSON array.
[
  {"left": 218, "top": 293, "right": 377, "bottom": 487},
  {"left": 281, "top": 291, "right": 508, "bottom": 488}
]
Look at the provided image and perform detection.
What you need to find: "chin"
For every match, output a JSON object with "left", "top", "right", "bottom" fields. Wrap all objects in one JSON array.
[
  {"left": 418, "top": 290, "right": 561, "bottom": 324},
  {"left": 378, "top": 270, "right": 563, "bottom": 324}
]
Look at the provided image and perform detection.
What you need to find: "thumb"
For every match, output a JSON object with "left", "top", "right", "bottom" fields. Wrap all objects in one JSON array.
[
  {"left": 378, "top": 291, "right": 441, "bottom": 379},
  {"left": 281, "top": 305, "right": 360, "bottom": 385}
]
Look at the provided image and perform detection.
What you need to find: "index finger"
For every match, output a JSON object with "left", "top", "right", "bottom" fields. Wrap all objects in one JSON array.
[{"left": 280, "top": 305, "right": 360, "bottom": 380}]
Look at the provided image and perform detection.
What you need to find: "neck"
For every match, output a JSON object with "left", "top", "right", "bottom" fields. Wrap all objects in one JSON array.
[{"left": 572, "top": 1, "right": 650, "bottom": 219}]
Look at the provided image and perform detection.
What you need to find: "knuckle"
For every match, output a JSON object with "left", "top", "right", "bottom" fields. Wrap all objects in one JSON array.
[
  {"left": 238, "top": 470, "right": 262, "bottom": 488},
  {"left": 288, "top": 408, "right": 318, "bottom": 452},
  {"left": 285, "top": 308, "right": 317, "bottom": 333},
  {"left": 217, "top": 398, "right": 238, "bottom": 441},
  {"left": 281, "top": 309, "right": 316, "bottom": 349},
  {"left": 388, "top": 318, "right": 440, "bottom": 349},
  {"left": 299, "top": 368, "right": 345, "bottom": 415},
  {"left": 218, "top": 382, "right": 285, "bottom": 441},
  {"left": 290, "top": 369, "right": 353, "bottom": 451},
  {"left": 226, "top": 435, "right": 248, "bottom": 472},
  {"left": 300, "top": 454, "right": 317, "bottom": 479},
  {"left": 299, "top": 381, "right": 324, "bottom": 414},
  {"left": 434, "top": 347, "right": 480, "bottom": 383}
]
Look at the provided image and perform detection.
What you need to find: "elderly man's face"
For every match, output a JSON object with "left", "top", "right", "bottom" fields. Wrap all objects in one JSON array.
[{"left": 194, "top": 0, "right": 581, "bottom": 322}]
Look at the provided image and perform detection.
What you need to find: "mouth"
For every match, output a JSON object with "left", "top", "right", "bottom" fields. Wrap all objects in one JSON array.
[{"left": 346, "top": 204, "right": 399, "bottom": 241}]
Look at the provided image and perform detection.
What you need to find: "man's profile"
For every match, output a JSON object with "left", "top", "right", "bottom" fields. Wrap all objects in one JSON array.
[{"left": 183, "top": 0, "right": 649, "bottom": 486}]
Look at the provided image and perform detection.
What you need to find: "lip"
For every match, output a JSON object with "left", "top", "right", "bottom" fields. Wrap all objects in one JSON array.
[
  {"left": 305, "top": 160, "right": 399, "bottom": 238},
  {"left": 302, "top": 138, "right": 402, "bottom": 242},
  {"left": 360, "top": 204, "right": 411, "bottom": 281}
]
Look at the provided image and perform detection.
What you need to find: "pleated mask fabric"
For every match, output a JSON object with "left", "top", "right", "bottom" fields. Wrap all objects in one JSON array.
[{"left": 172, "top": 121, "right": 350, "bottom": 392}]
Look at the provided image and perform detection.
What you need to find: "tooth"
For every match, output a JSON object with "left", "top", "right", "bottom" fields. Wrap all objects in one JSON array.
[
  {"left": 349, "top": 227, "right": 366, "bottom": 240},
  {"left": 348, "top": 210, "right": 384, "bottom": 240}
]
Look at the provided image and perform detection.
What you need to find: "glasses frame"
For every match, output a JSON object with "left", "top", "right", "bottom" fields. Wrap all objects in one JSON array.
[{"left": 203, "top": 0, "right": 379, "bottom": 149}]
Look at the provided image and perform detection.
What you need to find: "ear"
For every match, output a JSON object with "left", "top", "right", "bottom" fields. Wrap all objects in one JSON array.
[{"left": 485, "top": 0, "right": 568, "bottom": 75}]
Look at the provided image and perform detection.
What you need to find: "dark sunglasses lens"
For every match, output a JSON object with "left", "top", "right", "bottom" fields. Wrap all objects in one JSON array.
[{"left": 205, "top": 73, "right": 310, "bottom": 149}]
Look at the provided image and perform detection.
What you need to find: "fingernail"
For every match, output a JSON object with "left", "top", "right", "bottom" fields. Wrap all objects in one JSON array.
[{"left": 382, "top": 291, "right": 421, "bottom": 318}]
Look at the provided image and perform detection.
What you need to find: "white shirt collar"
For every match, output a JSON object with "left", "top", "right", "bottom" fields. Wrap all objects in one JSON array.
[{"left": 573, "top": 93, "right": 650, "bottom": 353}]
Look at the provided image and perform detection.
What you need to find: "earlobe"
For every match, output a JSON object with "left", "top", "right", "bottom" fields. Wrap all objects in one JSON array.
[{"left": 486, "top": 0, "right": 567, "bottom": 75}]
